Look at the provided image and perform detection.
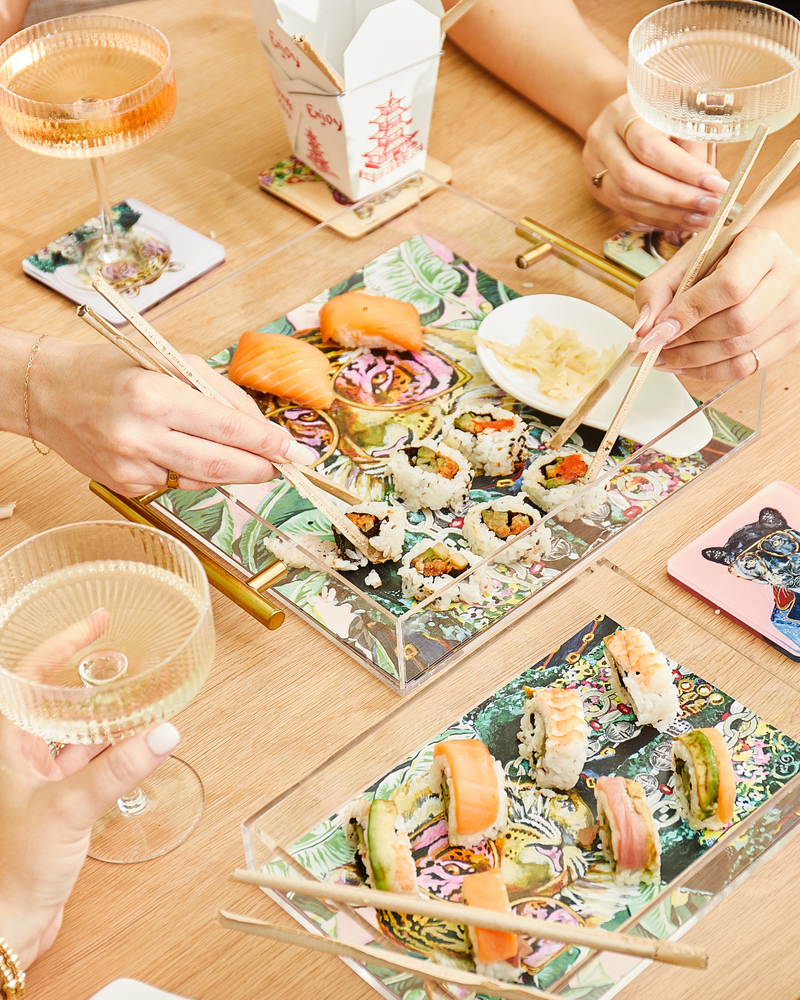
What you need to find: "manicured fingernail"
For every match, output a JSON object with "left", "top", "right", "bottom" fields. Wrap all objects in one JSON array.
[
  {"left": 698, "top": 174, "right": 729, "bottom": 193},
  {"left": 285, "top": 441, "right": 316, "bottom": 465},
  {"left": 683, "top": 211, "right": 713, "bottom": 229},
  {"left": 693, "top": 194, "right": 721, "bottom": 213},
  {"left": 627, "top": 304, "right": 651, "bottom": 348},
  {"left": 146, "top": 722, "right": 181, "bottom": 757},
  {"left": 639, "top": 319, "right": 681, "bottom": 351}
]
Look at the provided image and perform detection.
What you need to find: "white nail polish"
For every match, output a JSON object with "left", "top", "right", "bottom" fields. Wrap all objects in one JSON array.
[
  {"left": 285, "top": 441, "right": 316, "bottom": 466},
  {"left": 146, "top": 722, "right": 180, "bottom": 756}
]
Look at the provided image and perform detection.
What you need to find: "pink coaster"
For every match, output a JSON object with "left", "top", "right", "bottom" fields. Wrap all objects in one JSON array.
[
  {"left": 668, "top": 480, "right": 800, "bottom": 660},
  {"left": 22, "top": 198, "right": 225, "bottom": 326}
]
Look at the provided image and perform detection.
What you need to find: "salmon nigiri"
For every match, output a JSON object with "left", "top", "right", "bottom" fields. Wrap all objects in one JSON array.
[
  {"left": 319, "top": 290, "right": 424, "bottom": 352},
  {"left": 227, "top": 330, "right": 334, "bottom": 409},
  {"left": 430, "top": 739, "right": 508, "bottom": 847},
  {"left": 461, "top": 870, "right": 520, "bottom": 981}
]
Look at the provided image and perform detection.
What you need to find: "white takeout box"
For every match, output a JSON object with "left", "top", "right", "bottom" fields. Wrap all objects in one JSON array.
[{"left": 252, "top": 0, "right": 444, "bottom": 201}]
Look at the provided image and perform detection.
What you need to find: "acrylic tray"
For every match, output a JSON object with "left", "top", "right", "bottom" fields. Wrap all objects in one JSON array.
[
  {"left": 92, "top": 176, "right": 765, "bottom": 694},
  {"left": 240, "top": 562, "right": 800, "bottom": 1000}
]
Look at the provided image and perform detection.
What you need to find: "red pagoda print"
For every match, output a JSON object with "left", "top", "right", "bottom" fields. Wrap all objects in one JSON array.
[
  {"left": 304, "top": 127, "right": 337, "bottom": 178},
  {"left": 359, "top": 91, "right": 422, "bottom": 183}
]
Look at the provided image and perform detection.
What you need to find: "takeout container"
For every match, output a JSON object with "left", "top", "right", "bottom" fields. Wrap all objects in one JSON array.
[{"left": 251, "top": 0, "right": 443, "bottom": 200}]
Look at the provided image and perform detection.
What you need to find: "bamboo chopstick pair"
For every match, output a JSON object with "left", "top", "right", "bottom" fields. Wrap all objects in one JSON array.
[
  {"left": 217, "top": 868, "right": 707, "bottom": 999},
  {"left": 550, "top": 125, "right": 800, "bottom": 479},
  {"left": 78, "top": 277, "right": 380, "bottom": 561}
]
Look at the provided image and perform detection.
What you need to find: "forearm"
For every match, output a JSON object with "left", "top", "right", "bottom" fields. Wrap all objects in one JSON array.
[
  {"left": 443, "top": 0, "right": 627, "bottom": 138},
  {"left": 0, "top": 327, "right": 43, "bottom": 439},
  {"left": 0, "top": 0, "right": 28, "bottom": 42}
]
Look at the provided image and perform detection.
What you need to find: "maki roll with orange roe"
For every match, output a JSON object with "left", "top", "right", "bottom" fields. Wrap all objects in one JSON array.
[
  {"left": 442, "top": 405, "right": 527, "bottom": 477},
  {"left": 430, "top": 739, "right": 508, "bottom": 848},
  {"left": 671, "top": 728, "right": 736, "bottom": 831},
  {"left": 522, "top": 448, "right": 608, "bottom": 523},
  {"left": 461, "top": 870, "right": 520, "bottom": 982}
]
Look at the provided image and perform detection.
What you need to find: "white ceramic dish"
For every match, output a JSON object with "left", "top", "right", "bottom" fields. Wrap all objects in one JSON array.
[{"left": 475, "top": 294, "right": 712, "bottom": 458}]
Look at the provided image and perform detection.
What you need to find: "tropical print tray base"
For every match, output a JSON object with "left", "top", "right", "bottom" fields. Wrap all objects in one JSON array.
[
  {"left": 149, "top": 234, "right": 754, "bottom": 690},
  {"left": 253, "top": 614, "right": 800, "bottom": 1000}
]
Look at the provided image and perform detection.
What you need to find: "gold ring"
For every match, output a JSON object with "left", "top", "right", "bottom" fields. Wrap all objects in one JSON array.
[
  {"left": 592, "top": 168, "right": 609, "bottom": 188},
  {"left": 751, "top": 348, "right": 762, "bottom": 374},
  {"left": 166, "top": 469, "right": 180, "bottom": 489},
  {"left": 621, "top": 116, "right": 641, "bottom": 145}
]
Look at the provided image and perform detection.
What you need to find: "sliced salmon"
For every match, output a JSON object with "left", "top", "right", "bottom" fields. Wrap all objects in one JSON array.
[
  {"left": 461, "top": 870, "right": 518, "bottom": 965},
  {"left": 227, "top": 330, "right": 334, "bottom": 409}
]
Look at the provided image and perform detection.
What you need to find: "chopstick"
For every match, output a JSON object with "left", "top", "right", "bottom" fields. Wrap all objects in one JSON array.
[
  {"left": 441, "top": 0, "right": 483, "bottom": 32},
  {"left": 230, "top": 869, "right": 708, "bottom": 969},
  {"left": 84, "top": 276, "right": 366, "bottom": 510},
  {"left": 551, "top": 122, "right": 771, "bottom": 460},
  {"left": 217, "top": 910, "right": 564, "bottom": 1000},
  {"left": 581, "top": 121, "right": 769, "bottom": 482},
  {"left": 291, "top": 34, "right": 345, "bottom": 92}
]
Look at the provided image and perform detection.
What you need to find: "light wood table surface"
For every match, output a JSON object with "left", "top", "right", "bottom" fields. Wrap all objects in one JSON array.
[{"left": 2, "top": 1, "right": 800, "bottom": 999}]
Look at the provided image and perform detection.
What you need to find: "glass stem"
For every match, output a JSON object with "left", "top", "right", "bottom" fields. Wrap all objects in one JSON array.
[
  {"left": 90, "top": 155, "right": 122, "bottom": 263},
  {"left": 708, "top": 142, "right": 718, "bottom": 171},
  {"left": 117, "top": 785, "right": 148, "bottom": 816}
]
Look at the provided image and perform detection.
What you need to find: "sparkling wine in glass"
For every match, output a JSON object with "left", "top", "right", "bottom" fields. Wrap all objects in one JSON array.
[
  {"left": 628, "top": 1, "right": 800, "bottom": 171},
  {"left": 0, "top": 15, "right": 176, "bottom": 263},
  {"left": 0, "top": 521, "right": 214, "bottom": 864}
]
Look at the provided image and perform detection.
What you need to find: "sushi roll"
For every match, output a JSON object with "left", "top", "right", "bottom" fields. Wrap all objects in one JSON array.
[
  {"left": 319, "top": 291, "right": 424, "bottom": 352},
  {"left": 603, "top": 628, "right": 680, "bottom": 733},
  {"left": 461, "top": 870, "right": 520, "bottom": 982},
  {"left": 228, "top": 330, "right": 334, "bottom": 409},
  {"left": 387, "top": 439, "right": 473, "bottom": 512},
  {"left": 463, "top": 495, "right": 551, "bottom": 565},
  {"left": 430, "top": 739, "right": 508, "bottom": 848},
  {"left": 441, "top": 406, "right": 527, "bottom": 477},
  {"left": 521, "top": 449, "right": 608, "bottom": 524},
  {"left": 671, "top": 728, "right": 736, "bottom": 831},
  {"left": 399, "top": 539, "right": 487, "bottom": 607},
  {"left": 517, "top": 687, "right": 588, "bottom": 790},
  {"left": 594, "top": 776, "right": 661, "bottom": 887},
  {"left": 266, "top": 532, "right": 364, "bottom": 572},
  {"left": 343, "top": 798, "right": 417, "bottom": 893},
  {"left": 332, "top": 502, "right": 407, "bottom": 565}
]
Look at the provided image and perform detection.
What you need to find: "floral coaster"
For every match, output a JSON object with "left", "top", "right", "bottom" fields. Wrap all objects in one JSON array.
[
  {"left": 22, "top": 198, "right": 225, "bottom": 326},
  {"left": 259, "top": 154, "right": 452, "bottom": 238}
]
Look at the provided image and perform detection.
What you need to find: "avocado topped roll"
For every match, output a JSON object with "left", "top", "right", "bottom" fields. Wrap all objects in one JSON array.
[
  {"left": 387, "top": 438, "right": 473, "bottom": 512},
  {"left": 463, "top": 495, "right": 551, "bottom": 565},
  {"left": 671, "top": 728, "right": 736, "bottom": 831},
  {"left": 441, "top": 405, "right": 527, "bottom": 477},
  {"left": 343, "top": 798, "right": 417, "bottom": 893},
  {"left": 522, "top": 448, "right": 608, "bottom": 523},
  {"left": 332, "top": 501, "right": 407, "bottom": 565}
]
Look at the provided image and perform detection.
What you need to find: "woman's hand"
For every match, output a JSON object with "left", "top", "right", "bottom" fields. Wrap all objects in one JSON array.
[
  {"left": 583, "top": 95, "right": 729, "bottom": 231},
  {"left": 0, "top": 715, "right": 181, "bottom": 969},
  {"left": 628, "top": 226, "right": 800, "bottom": 381},
  {"left": 31, "top": 339, "right": 315, "bottom": 496}
]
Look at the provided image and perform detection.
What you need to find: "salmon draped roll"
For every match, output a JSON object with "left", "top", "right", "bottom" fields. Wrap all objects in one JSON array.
[
  {"left": 461, "top": 870, "right": 520, "bottom": 982},
  {"left": 595, "top": 775, "right": 661, "bottom": 887},
  {"left": 430, "top": 739, "right": 508, "bottom": 848}
]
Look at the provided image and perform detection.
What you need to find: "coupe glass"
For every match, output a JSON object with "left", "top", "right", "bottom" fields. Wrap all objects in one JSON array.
[
  {"left": 0, "top": 521, "right": 214, "bottom": 864},
  {"left": 628, "top": 1, "right": 800, "bottom": 151},
  {"left": 0, "top": 15, "right": 176, "bottom": 263}
]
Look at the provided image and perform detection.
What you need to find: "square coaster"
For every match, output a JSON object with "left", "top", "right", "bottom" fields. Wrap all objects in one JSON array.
[
  {"left": 22, "top": 198, "right": 225, "bottom": 327},
  {"left": 258, "top": 154, "right": 452, "bottom": 238},
  {"left": 667, "top": 480, "right": 800, "bottom": 661}
]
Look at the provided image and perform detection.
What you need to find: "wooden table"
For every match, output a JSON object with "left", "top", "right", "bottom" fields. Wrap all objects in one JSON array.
[{"left": 3, "top": 1, "right": 800, "bottom": 998}]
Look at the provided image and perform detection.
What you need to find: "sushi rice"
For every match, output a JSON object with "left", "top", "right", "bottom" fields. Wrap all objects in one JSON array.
[
  {"left": 463, "top": 495, "right": 551, "bottom": 565},
  {"left": 399, "top": 538, "right": 490, "bottom": 608},
  {"left": 266, "top": 532, "right": 364, "bottom": 572},
  {"left": 522, "top": 448, "right": 608, "bottom": 524},
  {"left": 334, "top": 501, "right": 407, "bottom": 564},
  {"left": 441, "top": 405, "right": 527, "bottom": 477},
  {"left": 387, "top": 438, "right": 473, "bottom": 512}
]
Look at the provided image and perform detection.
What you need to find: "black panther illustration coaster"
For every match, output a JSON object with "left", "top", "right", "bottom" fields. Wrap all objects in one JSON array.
[{"left": 667, "top": 481, "right": 800, "bottom": 661}]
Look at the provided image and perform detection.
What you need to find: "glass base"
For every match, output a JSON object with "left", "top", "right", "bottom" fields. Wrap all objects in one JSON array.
[{"left": 88, "top": 755, "right": 204, "bottom": 864}]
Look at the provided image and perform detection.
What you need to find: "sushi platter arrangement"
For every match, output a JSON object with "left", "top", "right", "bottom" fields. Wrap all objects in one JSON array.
[
  {"left": 140, "top": 229, "right": 756, "bottom": 690},
  {"left": 241, "top": 607, "right": 800, "bottom": 1000}
]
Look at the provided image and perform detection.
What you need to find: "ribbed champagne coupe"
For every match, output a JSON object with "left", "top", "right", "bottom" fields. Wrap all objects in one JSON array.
[
  {"left": 628, "top": 1, "right": 800, "bottom": 157},
  {"left": 0, "top": 14, "right": 176, "bottom": 262},
  {"left": 0, "top": 521, "right": 214, "bottom": 864}
]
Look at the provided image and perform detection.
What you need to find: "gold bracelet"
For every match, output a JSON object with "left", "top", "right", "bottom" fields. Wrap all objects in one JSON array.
[
  {"left": 23, "top": 333, "right": 50, "bottom": 456},
  {"left": 0, "top": 937, "right": 25, "bottom": 999}
]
